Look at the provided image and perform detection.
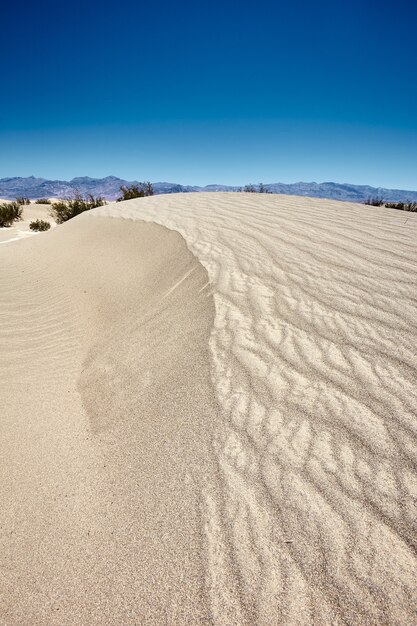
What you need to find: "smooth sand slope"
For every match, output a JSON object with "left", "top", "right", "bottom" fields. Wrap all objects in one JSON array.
[{"left": 1, "top": 193, "right": 416, "bottom": 625}]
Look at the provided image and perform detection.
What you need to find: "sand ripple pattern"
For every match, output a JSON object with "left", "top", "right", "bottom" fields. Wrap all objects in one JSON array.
[{"left": 96, "top": 194, "right": 417, "bottom": 625}]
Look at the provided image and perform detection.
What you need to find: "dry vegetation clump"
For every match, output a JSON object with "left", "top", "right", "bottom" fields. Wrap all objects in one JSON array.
[
  {"left": 365, "top": 198, "right": 417, "bottom": 211},
  {"left": 30, "top": 219, "right": 51, "bottom": 231},
  {"left": 0, "top": 201, "right": 23, "bottom": 227},
  {"left": 15, "top": 196, "right": 30, "bottom": 205},
  {"left": 50, "top": 193, "right": 106, "bottom": 224},
  {"left": 385, "top": 201, "right": 417, "bottom": 212},
  {"left": 243, "top": 183, "right": 271, "bottom": 193},
  {"left": 365, "top": 197, "right": 384, "bottom": 206},
  {"left": 117, "top": 182, "right": 154, "bottom": 201}
]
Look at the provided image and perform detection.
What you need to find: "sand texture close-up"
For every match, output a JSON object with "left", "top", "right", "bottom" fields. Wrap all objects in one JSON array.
[{"left": 1, "top": 193, "right": 416, "bottom": 625}]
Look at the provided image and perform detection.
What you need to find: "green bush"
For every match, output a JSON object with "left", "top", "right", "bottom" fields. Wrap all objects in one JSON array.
[
  {"left": 365, "top": 197, "right": 384, "bottom": 206},
  {"left": 243, "top": 183, "right": 271, "bottom": 193},
  {"left": 258, "top": 183, "right": 271, "bottom": 193},
  {"left": 0, "top": 201, "right": 23, "bottom": 227},
  {"left": 117, "top": 182, "right": 154, "bottom": 201},
  {"left": 49, "top": 193, "right": 106, "bottom": 224},
  {"left": 385, "top": 201, "right": 417, "bottom": 212},
  {"left": 15, "top": 196, "right": 30, "bottom": 205},
  {"left": 35, "top": 198, "right": 51, "bottom": 204},
  {"left": 30, "top": 219, "right": 51, "bottom": 231}
]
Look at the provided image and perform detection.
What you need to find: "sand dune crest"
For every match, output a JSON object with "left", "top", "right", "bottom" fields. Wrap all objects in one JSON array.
[{"left": 98, "top": 193, "right": 417, "bottom": 624}]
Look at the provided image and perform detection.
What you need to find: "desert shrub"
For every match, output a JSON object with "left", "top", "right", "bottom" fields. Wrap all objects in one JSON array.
[
  {"left": 365, "top": 197, "right": 384, "bottom": 206},
  {"left": 385, "top": 201, "right": 417, "bottom": 212},
  {"left": 0, "top": 201, "right": 23, "bottom": 227},
  {"left": 15, "top": 196, "right": 30, "bottom": 205},
  {"left": 117, "top": 182, "right": 154, "bottom": 201},
  {"left": 30, "top": 219, "right": 51, "bottom": 231},
  {"left": 385, "top": 202, "right": 405, "bottom": 210},
  {"left": 258, "top": 183, "right": 271, "bottom": 193},
  {"left": 35, "top": 198, "right": 51, "bottom": 204},
  {"left": 50, "top": 193, "right": 106, "bottom": 224},
  {"left": 243, "top": 183, "right": 271, "bottom": 193}
]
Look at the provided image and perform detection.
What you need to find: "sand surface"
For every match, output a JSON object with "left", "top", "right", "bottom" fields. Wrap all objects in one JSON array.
[{"left": 1, "top": 193, "right": 416, "bottom": 624}]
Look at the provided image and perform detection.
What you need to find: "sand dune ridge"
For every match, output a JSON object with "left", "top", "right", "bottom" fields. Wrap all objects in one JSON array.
[{"left": 96, "top": 193, "right": 417, "bottom": 624}]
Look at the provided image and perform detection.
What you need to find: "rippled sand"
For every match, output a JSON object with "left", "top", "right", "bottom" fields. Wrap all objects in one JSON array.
[{"left": 1, "top": 193, "right": 416, "bottom": 624}]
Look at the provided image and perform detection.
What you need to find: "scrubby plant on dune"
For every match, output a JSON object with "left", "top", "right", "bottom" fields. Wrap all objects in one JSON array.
[
  {"left": 35, "top": 198, "right": 51, "bottom": 204},
  {"left": 384, "top": 201, "right": 417, "bottom": 212},
  {"left": 117, "top": 182, "right": 154, "bottom": 201},
  {"left": 49, "top": 193, "right": 106, "bottom": 224},
  {"left": 30, "top": 219, "right": 51, "bottom": 231},
  {"left": 365, "top": 198, "right": 417, "bottom": 211},
  {"left": 15, "top": 196, "right": 30, "bottom": 205},
  {"left": 243, "top": 183, "right": 271, "bottom": 193},
  {"left": 0, "top": 201, "right": 23, "bottom": 227},
  {"left": 365, "top": 197, "right": 384, "bottom": 206}
]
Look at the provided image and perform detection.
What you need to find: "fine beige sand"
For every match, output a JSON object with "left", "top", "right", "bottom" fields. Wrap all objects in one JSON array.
[{"left": 1, "top": 193, "right": 416, "bottom": 625}]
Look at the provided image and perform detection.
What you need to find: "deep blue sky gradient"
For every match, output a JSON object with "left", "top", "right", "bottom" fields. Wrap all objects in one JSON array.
[{"left": 1, "top": 0, "right": 417, "bottom": 187}]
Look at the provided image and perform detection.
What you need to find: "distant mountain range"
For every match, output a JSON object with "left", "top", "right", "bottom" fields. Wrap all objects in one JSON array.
[{"left": 1, "top": 176, "right": 417, "bottom": 203}]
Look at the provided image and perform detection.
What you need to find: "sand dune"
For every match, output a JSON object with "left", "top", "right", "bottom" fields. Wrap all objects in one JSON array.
[{"left": 1, "top": 193, "right": 416, "bottom": 624}]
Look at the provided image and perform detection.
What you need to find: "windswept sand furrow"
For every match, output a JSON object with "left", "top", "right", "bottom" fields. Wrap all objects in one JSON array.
[{"left": 96, "top": 193, "right": 417, "bottom": 624}]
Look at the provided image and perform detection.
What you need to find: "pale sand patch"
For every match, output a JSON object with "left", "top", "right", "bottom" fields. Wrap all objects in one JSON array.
[{"left": 1, "top": 193, "right": 417, "bottom": 624}]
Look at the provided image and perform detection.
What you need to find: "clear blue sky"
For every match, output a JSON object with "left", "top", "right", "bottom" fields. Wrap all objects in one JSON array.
[{"left": 1, "top": 0, "right": 416, "bottom": 188}]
